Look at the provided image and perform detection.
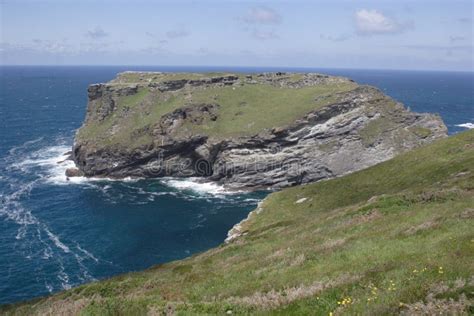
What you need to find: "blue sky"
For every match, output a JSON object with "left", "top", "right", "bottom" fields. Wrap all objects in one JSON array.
[{"left": 1, "top": 0, "right": 472, "bottom": 70}]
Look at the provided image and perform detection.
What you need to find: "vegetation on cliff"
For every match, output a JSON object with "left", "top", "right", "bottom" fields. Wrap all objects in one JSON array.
[
  {"left": 4, "top": 130, "right": 473, "bottom": 315},
  {"left": 71, "top": 72, "right": 446, "bottom": 189},
  {"left": 76, "top": 72, "right": 357, "bottom": 146}
]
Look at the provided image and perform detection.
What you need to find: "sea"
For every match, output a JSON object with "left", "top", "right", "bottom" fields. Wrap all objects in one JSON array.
[{"left": 0, "top": 66, "right": 472, "bottom": 305}]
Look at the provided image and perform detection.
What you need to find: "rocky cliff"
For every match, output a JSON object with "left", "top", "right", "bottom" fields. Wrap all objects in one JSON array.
[{"left": 70, "top": 72, "right": 447, "bottom": 189}]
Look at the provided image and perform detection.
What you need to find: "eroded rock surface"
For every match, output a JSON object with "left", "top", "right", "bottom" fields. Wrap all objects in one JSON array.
[{"left": 71, "top": 72, "right": 447, "bottom": 189}]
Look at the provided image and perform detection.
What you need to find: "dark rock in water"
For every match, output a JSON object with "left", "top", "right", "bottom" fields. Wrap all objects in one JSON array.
[
  {"left": 70, "top": 72, "right": 448, "bottom": 190},
  {"left": 65, "top": 168, "right": 83, "bottom": 177},
  {"left": 57, "top": 151, "right": 74, "bottom": 164}
]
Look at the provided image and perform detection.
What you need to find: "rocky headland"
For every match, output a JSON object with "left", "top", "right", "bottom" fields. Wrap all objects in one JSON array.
[{"left": 68, "top": 71, "right": 447, "bottom": 189}]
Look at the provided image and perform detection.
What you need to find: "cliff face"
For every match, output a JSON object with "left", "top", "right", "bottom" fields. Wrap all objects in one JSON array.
[{"left": 71, "top": 72, "right": 447, "bottom": 189}]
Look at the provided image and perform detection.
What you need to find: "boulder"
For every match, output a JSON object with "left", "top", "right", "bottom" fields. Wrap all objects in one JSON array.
[{"left": 65, "top": 168, "right": 83, "bottom": 177}]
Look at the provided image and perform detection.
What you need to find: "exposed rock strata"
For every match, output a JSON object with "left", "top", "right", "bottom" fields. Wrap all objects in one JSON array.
[{"left": 71, "top": 72, "right": 447, "bottom": 189}]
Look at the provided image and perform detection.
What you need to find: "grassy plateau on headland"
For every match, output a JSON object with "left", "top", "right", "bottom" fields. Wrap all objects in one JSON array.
[
  {"left": 76, "top": 72, "right": 358, "bottom": 148},
  {"left": 2, "top": 129, "right": 473, "bottom": 315}
]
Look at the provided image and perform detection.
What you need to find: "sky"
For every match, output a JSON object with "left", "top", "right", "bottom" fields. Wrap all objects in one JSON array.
[{"left": 1, "top": 0, "right": 473, "bottom": 71}]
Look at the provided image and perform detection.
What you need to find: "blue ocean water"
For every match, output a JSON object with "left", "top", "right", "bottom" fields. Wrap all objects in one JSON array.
[{"left": 0, "top": 66, "right": 472, "bottom": 305}]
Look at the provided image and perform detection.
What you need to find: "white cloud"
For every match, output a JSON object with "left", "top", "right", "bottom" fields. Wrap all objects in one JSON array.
[
  {"left": 1, "top": 37, "right": 125, "bottom": 57},
  {"left": 166, "top": 29, "right": 190, "bottom": 39},
  {"left": 402, "top": 44, "right": 472, "bottom": 53},
  {"left": 354, "top": 9, "right": 411, "bottom": 35},
  {"left": 85, "top": 27, "right": 109, "bottom": 39},
  {"left": 320, "top": 34, "right": 352, "bottom": 42},
  {"left": 241, "top": 6, "right": 282, "bottom": 25},
  {"left": 251, "top": 29, "right": 279, "bottom": 40},
  {"left": 31, "top": 39, "right": 74, "bottom": 54},
  {"left": 239, "top": 6, "right": 282, "bottom": 41}
]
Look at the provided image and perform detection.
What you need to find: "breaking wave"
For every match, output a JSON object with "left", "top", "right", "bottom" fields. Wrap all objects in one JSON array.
[
  {"left": 161, "top": 177, "right": 240, "bottom": 196},
  {"left": 456, "top": 122, "right": 474, "bottom": 129}
]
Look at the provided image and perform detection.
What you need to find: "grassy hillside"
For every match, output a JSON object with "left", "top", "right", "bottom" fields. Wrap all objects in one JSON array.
[{"left": 3, "top": 130, "right": 473, "bottom": 315}]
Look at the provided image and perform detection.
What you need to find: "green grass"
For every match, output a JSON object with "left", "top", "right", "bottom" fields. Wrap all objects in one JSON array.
[
  {"left": 358, "top": 116, "right": 395, "bottom": 146},
  {"left": 111, "top": 72, "right": 240, "bottom": 84},
  {"left": 409, "top": 126, "right": 433, "bottom": 138},
  {"left": 117, "top": 87, "right": 149, "bottom": 108},
  {"left": 76, "top": 89, "right": 189, "bottom": 148},
  {"left": 179, "top": 82, "right": 356, "bottom": 138},
  {"left": 76, "top": 73, "right": 357, "bottom": 149},
  {"left": 3, "top": 130, "right": 473, "bottom": 315}
]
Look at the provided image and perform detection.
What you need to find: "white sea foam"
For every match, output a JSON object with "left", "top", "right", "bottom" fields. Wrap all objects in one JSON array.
[
  {"left": 456, "top": 122, "right": 474, "bottom": 129},
  {"left": 1, "top": 138, "right": 105, "bottom": 293},
  {"left": 76, "top": 245, "right": 99, "bottom": 262},
  {"left": 9, "top": 145, "right": 78, "bottom": 184},
  {"left": 45, "top": 283, "right": 53, "bottom": 293},
  {"left": 162, "top": 177, "right": 239, "bottom": 195},
  {"left": 9, "top": 144, "right": 143, "bottom": 186},
  {"left": 7, "top": 137, "right": 44, "bottom": 155},
  {"left": 9, "top": 142, "right": 241, "bottom": 198},
  {"left": 45, "top": 228, "right": 71, "bottom": 253},
  {"left": 57, "top": 261, "right": 71, "bottom": 290},
  {"left": 42, "top": 247, "right": 53, "bottom": 260},
  {"left": 0, "top": 180, "right": 40, "bottom": 231}
]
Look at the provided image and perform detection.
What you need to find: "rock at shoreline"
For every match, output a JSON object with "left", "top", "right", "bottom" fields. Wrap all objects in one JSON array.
[
  {"left": 69, "top": 72, "right": 447, "bottom": 189},
  {"left": 65, "top": 167, "right": 83, "bottom": 177}
]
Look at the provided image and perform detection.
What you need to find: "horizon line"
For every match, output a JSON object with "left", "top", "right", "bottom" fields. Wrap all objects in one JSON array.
[{"left": 1, "top": 64, "right": 473, "bottom": 73}]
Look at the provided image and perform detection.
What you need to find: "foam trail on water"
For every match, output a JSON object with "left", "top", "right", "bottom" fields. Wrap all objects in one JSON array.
[
  {"left": 57, "top": 259, "right": 71, "bottom": 290},
  {"left": 1, "top": 137, "right": 259, "bottom": 298},
  {"left": 7, "top": 143, "right": 143, "bottom": 186},
  {"left": 76, "top": 245, "right": 99, "bottom": 262},
  {"left": 8, "top": 144, "right": 89, "bottom": 186},
  {"left": 1, "top": 138, "right": 104, "bottom": 294},
  {"left": 7, "top": 137, "right": 44, "bottom": 155},
  {"left": 8, "top": 141, "right": 241, "bottom": 197},
  {"left": 456, "top": 122, "right": 474, "bottom": 129},
  {"left": 44, "top": 227, "right": 71, "bottom": 253},
  {"left": 162, "top": 177, "right": 240, "bottom": 195},
  {"left": 45, "top": 283, "right": 53, "bottom": 293}
]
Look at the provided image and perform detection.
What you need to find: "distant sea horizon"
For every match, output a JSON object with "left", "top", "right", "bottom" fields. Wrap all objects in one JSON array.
[
  {"left": 0, "top": 66, "right": 472, "bottom": 305},
  {"left": 2, "top": 64, "right": 473, "bottom": 72}
]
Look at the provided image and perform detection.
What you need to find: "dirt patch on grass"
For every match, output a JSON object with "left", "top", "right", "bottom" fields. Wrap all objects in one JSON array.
[
  {"left": 290, "top": 254, "right": 306, "bottom": 266},
  {"left": 400, "top": 277, "right": 474, "bottom": 315},
  {"left": 226, "top": 273, "right": 360, "bottom": 310},
  {"left": 403, "top": 219, "right": 440, "bottom": 236},
  {"left": 400, "top": 295, "right": 471, "bottom": 315},
  {"left": 459, "top": 208, "right": 474, "bottom": 219},
  {"left": 320, "top": 238, "right": 347, "bottom": 252},
  {"left": 32, "top": 297, "right": 93, "bottom": 316},
  {"left": 341, "top": 209, "right": 382, "bottom": 229},
  {"left": 407, "top": 188, "right": 466, "bottom": 204},
  {"left": 269, "top": 248, "right": 287, "bottom": 259}
]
